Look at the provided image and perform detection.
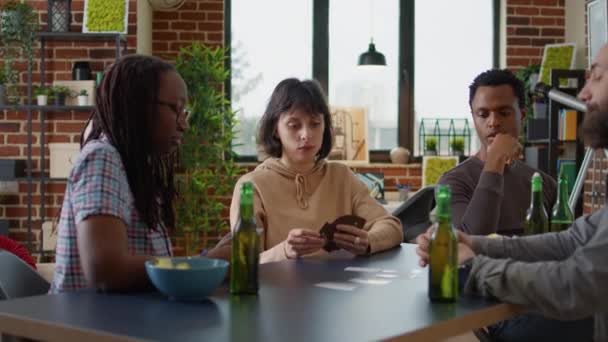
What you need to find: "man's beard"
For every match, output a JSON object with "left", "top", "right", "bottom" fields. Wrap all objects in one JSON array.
[{"left": 581, "top": 108, "right": 608, "bottom": 148}]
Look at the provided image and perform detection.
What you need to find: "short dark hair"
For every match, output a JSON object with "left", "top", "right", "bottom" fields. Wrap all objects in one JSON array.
[
  {"left": 257, "top": 78, "right": 333, "bottom": 159},
  {"left": 469, "top": 69, "right": 526, "bottom": 109}
]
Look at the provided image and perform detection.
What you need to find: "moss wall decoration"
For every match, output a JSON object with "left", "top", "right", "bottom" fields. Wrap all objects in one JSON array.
[
  {"left": 83, "top": 0, "right": 128, "bottom": 33},
  {"left": 539, "top": 43, "right": 576, "bottom": 86}
]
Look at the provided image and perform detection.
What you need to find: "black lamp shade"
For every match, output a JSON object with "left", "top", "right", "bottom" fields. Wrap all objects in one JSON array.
[{"left": 358, "top": 42, "right": 386, "bottom": 66}]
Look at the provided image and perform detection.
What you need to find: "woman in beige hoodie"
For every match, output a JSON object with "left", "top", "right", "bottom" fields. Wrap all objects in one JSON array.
[{"left": 229, "top": 78, "right": 403, "bottom": 264}]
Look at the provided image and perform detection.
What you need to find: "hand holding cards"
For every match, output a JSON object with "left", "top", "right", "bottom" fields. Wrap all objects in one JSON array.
[
  {"left": 284, "top": 228, "right": 325, "bottom": 259},
  {"left": 320, "top": 215, "right": 367, "bottom": 253}
]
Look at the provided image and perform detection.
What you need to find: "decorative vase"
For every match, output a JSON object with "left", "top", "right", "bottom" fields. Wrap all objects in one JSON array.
[
  {"left": 77, "top": 95, "right": 88, "bottom": 106},
  {"left": 390, "top": 146, "right": 410, "bottom": 164},
  {"left": 37, "top": 95, "right": 48, "bottom": 106},
  {"left": 54, "top": 93, "right": 66, "bottom": 106},
  {"left": 72, "top": 61, "right": 92, "bottom": 80},
  {"left": 425, "top": 150, "right": 437, "bottom": 156}
]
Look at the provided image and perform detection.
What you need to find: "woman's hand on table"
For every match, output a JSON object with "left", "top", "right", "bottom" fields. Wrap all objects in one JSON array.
[
  {"left": 415, "top": 226, "right": 475, "bottom": 267},
  {"left": 284, "top": 228, "right": 325, "bottom": 259},
  {"left": 333, "top": 224, "right": 370, "bottom": 255}
]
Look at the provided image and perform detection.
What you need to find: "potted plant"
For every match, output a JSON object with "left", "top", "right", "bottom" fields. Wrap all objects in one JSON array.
[
  {"left": 0, "top": 67, "right": 7, "bottom": 106},
  {"left": 174, "top": 42, "right": 241, "bottom": 255},
  {"left": 449, "top": 137, "right": 465, "bottom": 156},
  {"left": 424, "top": 136, "right": 438, "bottom": 156},
  {"left": 0, "top": 1, "right": 39, "bottom": 103},
  {"left": 51, "top": 86, "right": 70, "bottom": 106},
  {"left": 34, "top": 86, "right": 50, "bottom": 106},
  {"left": 515, "top": 64, "right": 541, "bottom": 141},
  {"left": 77, "top": 89, "right": 88, "bottom": 106}
]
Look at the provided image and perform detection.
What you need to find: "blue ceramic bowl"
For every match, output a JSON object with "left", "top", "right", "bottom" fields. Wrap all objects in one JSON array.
[{"left": 145, "top": 257, "right": 229, "bottom": 300}]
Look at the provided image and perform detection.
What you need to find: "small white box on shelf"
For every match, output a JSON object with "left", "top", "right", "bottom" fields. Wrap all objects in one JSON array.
[{"left": 49, "top": 143, "right": 80, "bottom": 178}]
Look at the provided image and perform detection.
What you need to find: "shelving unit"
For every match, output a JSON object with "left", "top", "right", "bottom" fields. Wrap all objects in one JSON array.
[
  {"left": 14, "top": 32, "right": 126, "bottom": 258},
  {"left": 525, "top": 69, "right": 586, "bottom": 215}
]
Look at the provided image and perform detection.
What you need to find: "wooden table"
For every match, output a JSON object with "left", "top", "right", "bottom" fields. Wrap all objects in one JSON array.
[{"left": 0, "top": 244, "right": 523, "bottom": 342}]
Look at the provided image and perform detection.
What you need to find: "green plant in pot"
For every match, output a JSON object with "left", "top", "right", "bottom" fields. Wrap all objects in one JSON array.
[
  {"left": 0, "top": 1, "right": 39, "bottom": 104},
  {"left": 449, "top": 137, "right": 465, "bottom": 156},
  {"left": 0, "top": 67, "right": 8, "bottom": 106},
  {"left": 515, "top": 64, "right": 540, "bottom": 144},
  {"left": 174, "top": 42, "right": 241, "bottom": 255},
  {"left": 51, "top": 86, "right": 70, "bottom": 106},
  {"left": 34, "top": 86, "right": 51, "bottom": 106},
  {"left": 425, "top": 136, "right": 438, "bottom": 156}
]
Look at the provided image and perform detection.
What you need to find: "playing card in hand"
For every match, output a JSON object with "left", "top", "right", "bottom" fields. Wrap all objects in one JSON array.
[{"left": 320, "top": 215, "right": 366, "bottom": 252}]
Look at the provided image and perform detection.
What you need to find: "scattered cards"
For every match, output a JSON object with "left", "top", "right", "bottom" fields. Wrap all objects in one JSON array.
[
  {"left": 349, "top": 278, "right": 391, "bottom": 285},
  {"left": 315, "top": 282, "right": 357, "bottom": 291},
  {"left": 344, "top": 266, "right": 381, "bottom": 273}
]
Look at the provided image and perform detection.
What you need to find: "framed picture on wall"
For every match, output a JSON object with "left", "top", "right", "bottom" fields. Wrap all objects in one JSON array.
[
  {"left": 83, "top": 0, "right": 129, "bottom": 34},
  {"left": 328, "top": 106, "right": 369, "bottom": 164},
  {"left": 587, "top": 0, "right": 608, "bottom": 67}
]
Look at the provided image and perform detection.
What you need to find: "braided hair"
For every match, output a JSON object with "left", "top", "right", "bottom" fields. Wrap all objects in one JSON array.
[{"left": 81, "top": 55, "right": 177, "bottom": 231}]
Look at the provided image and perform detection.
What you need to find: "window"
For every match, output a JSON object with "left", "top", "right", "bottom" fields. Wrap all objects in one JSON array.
[
  {"left": 230, "top": 0, "right": 313, "bottom": 157},
  {"left": 228, "top": 0, "right": 498, "bottom": 159},
  {"left": 328, "top": 0, "right": 399, "bottom": 150},
  {"left": 414, "top": 0, "right": 495, "bottom": 155}
]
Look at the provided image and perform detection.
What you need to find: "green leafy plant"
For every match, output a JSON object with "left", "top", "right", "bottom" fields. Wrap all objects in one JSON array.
[
  {"left": 79, "top": 89, "right": 88, "bottom": 96},
  {"left": 85, "top": 0, "right": 126, "bottom": 32},
  {"left": 0, "top": 1, "right": 39, "bottom": 103},
  {"left": 449, "top": 137, "right": 465, "bottom": 153},
  {"left": 174, "top": 42, "right": 241, "bottom": 255},
  {"left": 425, "top": 136, "right": 438, "bottom": 152},
  {"left": 515, "top": 64, "right": 541, "bottom": 144},
  {"left": 51, "top": 86, "right": 71, "bottom": 96},
  {"left": 34, "top": 86, "right": 50, "bottom": 96}
]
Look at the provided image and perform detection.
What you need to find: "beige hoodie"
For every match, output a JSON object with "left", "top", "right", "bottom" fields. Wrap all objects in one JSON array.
[{"left": 229, "top": 158, "right": 403, "bottom": 263}]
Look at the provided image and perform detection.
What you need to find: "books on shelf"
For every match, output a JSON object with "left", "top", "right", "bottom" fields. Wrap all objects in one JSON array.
[{"left": 558, "top": 109, "right": 577, "bottom": 141}]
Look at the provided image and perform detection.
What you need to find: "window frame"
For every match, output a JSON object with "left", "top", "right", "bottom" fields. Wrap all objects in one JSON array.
[{"left": 225, "top": 0, "right": 500, "bottom": 163}]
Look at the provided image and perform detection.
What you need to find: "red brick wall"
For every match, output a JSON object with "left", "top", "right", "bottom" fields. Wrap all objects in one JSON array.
[
  {"left": 1, "top": 0, "right": 570, "bottom": 253},
  {"left": 0, "top": 0, "right": 137, "bottom": 251},
  {"left": 152, "top": 0, "right": 223, "bottom": 60},
  {"left": 506, "top": 0, "right": 565, "bottom": 70},
  {"left": 0, "top": 0, "right": 222, "bottom": 252},
  {"left": 583, "top": 152, "right": 607, "bottom": 215}
]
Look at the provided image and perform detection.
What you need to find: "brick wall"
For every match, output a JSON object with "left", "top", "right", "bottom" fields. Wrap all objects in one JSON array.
[
  {"left": 0, "top": 0, "right": 221, "bottom": 253},
  {"left": 152, "top": 0, "right": 223, "bottom": 60},
  {"left": 506, "top": 0, "right": 565, "bottom": 70},
  {"left": 1, "top": 0, "right": 571, "bottom": 253},
  {"left": 0, "top": 0, "right": 137, "bottom": 252}
]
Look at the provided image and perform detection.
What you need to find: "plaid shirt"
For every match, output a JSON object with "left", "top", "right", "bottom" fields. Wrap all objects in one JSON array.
[{"left": 50, "top": 139, "right": 171, "bottom": 293}]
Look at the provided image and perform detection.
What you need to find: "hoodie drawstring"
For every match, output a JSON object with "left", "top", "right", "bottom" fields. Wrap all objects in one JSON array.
[{"left": 295, "top": 174, "right": 309, "bottom": 209}]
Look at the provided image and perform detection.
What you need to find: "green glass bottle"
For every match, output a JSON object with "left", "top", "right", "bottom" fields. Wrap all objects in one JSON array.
[
  {"left": 524, "top": 172, "right": 549, "bottom": 235},
  {"left": 551, "top": 173, "right": 574, "bottom": 232},
  {"left": 230, "top": 182, "right": 260, "bottom": 295},
  {"left": 429, "top": 184, "right": 458, "bottom": 302}
]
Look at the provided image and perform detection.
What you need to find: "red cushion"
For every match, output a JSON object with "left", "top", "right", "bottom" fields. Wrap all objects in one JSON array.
[{"left": 0, "top": 236, "right": 37, "bottom": 270}]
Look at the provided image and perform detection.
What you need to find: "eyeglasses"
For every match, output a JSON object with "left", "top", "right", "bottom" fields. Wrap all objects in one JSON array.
[{"left": 158, "top": 100, "right": 190, "bottom": 124}]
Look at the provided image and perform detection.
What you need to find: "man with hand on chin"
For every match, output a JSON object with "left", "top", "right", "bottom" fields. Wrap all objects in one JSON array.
[
  {"left": 439, "top": 69, "right": 556, "bottom": 236},
  {"left": 418, "top": 49, "right": 608, "bottom": 341}
]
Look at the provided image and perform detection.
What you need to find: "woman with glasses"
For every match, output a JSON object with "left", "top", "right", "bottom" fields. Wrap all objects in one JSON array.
[{"left": 50, "top": 55, "right": 216, "bottom": 293}]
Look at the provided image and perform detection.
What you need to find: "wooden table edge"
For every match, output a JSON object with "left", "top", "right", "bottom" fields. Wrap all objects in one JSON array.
[
  {"left": 384, "top": 303, "right": 526, "bottom": 342},
  {"left": 0, "top": 312, "right": 144, "bottom": 342}
]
